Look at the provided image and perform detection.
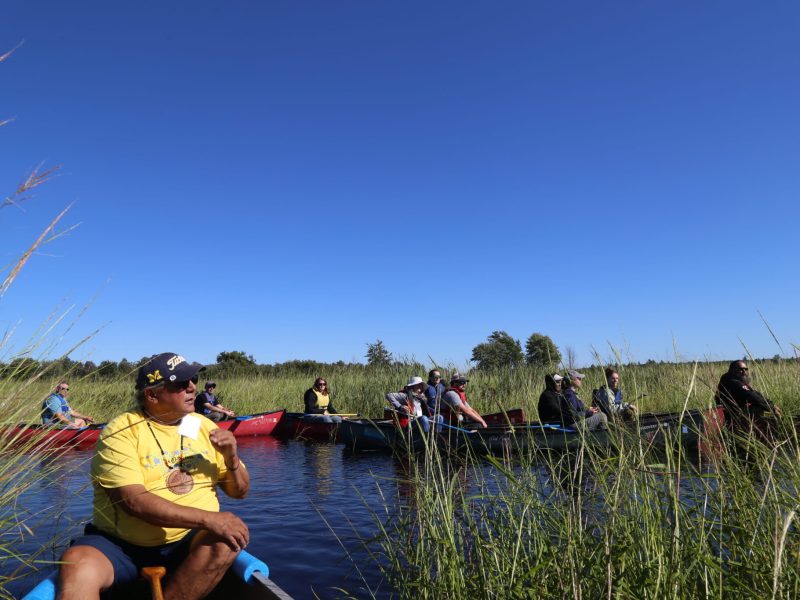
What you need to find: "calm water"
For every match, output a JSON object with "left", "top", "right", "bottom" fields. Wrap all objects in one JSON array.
[
  {"left": 7, "top": 438, "right": 424, "bottom": 599},
  {"left": 6, "top": 438, "right": 714, "bottom": 599}
]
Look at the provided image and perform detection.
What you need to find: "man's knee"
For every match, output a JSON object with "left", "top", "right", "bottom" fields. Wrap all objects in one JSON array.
[
  {"left": 59, "top": 545, "right": 115, "bottom": 592},
  {"left": 191, "top": 532, "right": 240, "bottom": 570}
]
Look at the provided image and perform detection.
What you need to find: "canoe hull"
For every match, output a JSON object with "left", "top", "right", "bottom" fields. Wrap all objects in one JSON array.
[
  {"left": 271, "top": 412, "right": 340, "bottom": 441},
  {"left": 216, "top": 410, "right": 286, "bottom": 437},
  {"left": 0, "top": 424, "right": 103, "bottom": 451}
]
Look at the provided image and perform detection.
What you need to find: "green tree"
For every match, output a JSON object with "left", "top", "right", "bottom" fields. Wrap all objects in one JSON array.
[
  {"left": 366, "top": 340, "right": 392, "bottom": 367},
  {"left": 525, "top": 333, "right": 562, "bottom": 367},
  {"left": 215, "top": 350, "right": 257, "bottom": 375},
  {"left": 471, "top": 331, "right": 524, "bottom": 370}
]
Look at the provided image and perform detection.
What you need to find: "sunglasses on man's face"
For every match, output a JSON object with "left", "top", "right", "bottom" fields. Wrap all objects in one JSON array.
[{"left": 164, "top": 375, "right": 199, "bottom": 392}]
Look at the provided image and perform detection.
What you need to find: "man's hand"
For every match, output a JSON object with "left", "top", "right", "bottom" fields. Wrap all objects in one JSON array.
[
  {"left": 203, "top": 511, "right": 249, "bottom": 551},
  {"left": 209, "top": 429, "right": 238, "bottom": 463}
]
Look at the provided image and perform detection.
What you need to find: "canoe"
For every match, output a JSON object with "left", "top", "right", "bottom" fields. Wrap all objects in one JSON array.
[
  {"left": 3, "top": 410, "right": 287, "bottom": 451},
  {"left": 217, "top": 410, "right": 287, "bottom": 437},
  {"left": 340, "top": 409, "right": 710, "bottom": 454},
  {"left": 338, "top": 418, "right": 436, "bottom": 453},
  {"left": 0, "top": 423, "right": 103, "bottom": 451},
  {"left": 465, "top": 409, "right": 709, "bottom": 454},
  {"left": 22, "top": 548, "right": 294, "bottom": 600},
  {"left": 271, "top": 412, "right": 341, "bottom": 441}
]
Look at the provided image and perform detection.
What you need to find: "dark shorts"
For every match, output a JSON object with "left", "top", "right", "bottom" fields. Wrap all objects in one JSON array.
[{"left": 70, "top": 524, "right": 199, "bottom": 586}]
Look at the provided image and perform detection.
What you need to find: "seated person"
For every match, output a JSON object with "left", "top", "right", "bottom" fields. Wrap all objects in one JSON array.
[
  {"left": 304, "top": 378, "right": 342, "bottom": 423},
  {"left": 194, "top": 381, "right": 235, "bottom": 421},
  {"left": 386, "top": 376, "right": 442, "bottom": 433},
  {"left": 424, "top": 369, "right": 446, "bottom": 416},
  {"left": 441, "top": 374, "right": 488, "bottom": 428},
  {"left": 538, "top": 373, "right": 565, "bottom": 423},
  {"left": 715, "top": 360, "right": 781, "bottom": 432},
  {"left": 56, "top": 352, "right": 249, "bottom": 600},
  {"left": 593, "top": 368, "right": 635, "bottom": 421},
  {"left": 41, "top": 382, "right": 94, "bottom": 429},
  {"left": 561, "top": 370, "right": 608, "bottom": 431}
]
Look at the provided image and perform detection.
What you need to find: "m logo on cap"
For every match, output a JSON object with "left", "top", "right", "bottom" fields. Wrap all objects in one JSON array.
[
  {"left": 166, "top": 355, "right": 186, "bottom": 371},
  {"left": 146, "top": 370, "right": 163, "bottom": 384}
]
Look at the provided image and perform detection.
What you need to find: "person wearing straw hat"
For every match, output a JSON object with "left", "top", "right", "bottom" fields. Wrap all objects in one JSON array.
[
  {"left": 386, "top": 376, "right": 441, "bottom": 433},
  {"left": 561, "top": 369, "right": 608, "bottom": 431},
  {"left": 56, "top": 352, "right": 250, "bottom": 600},
  {"left": 441, "top": 373, "right": 488, "bottom": 428}
]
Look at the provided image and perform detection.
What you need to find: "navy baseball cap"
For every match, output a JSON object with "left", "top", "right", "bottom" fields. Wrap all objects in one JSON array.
[{"left": 136, "top": 352, "right": 204, "bottom": 390}]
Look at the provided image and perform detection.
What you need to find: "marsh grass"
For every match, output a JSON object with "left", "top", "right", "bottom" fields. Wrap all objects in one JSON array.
[{"left": 359, "top": 393, "right": 800, "bottom": 599}]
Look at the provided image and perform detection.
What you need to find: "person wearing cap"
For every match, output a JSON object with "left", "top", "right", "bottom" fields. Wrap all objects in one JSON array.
[
  {"left": 538, "top": 373, "right": 565, "bottom": 423},
  {"left": 441, "top": 374, "right": 488, "bottom": 428},
  {"left": 386, "top": 376, "right": 441, "bottom": 433},
  {"left": 194, "top": 381, "right": 235, "bottom": 421},
  {"left": 561, "top": 370, "right": 608, "bottom": 431},
  {"left": 424, "top": 369, "right": 447, "bottom": 417},
  {"left": 715, "top": 360, "right": 781, "bottom": 432},
  {"left": 56, "top": 352, "right": 250, "bottom": 600},
  {"left": 592, "top": 368, "right": 636, "bottom": 422},
  {"left": 41, "top": 381, "right": 94, "bottom": 429},
  {"left": 304, "top": 377, "right": 342, "bottom": 423}
]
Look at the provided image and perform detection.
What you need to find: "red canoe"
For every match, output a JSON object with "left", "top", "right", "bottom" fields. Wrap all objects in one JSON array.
[
  {"left": 216, "top": 409, "right": 286, "bottom": 437},
  {"left": 3, "top": 409, "right": 287, "bottom": 451},
  {"left": 0, "top": 424, "right": 104, "bottom": 450},
  {"left": 271, "top": 412, "right": 341, "bottom": 441}
]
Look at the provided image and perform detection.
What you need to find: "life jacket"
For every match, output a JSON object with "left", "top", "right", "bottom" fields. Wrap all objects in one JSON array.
[
  {"left": 41, "top": 393, "right": 70, "bottom": 425},
  {"left": 442, "top": 387, "right": 469, "bottom": 423},
  {"left": 312, "top": 389, "right": 330, "bottom": 411}
]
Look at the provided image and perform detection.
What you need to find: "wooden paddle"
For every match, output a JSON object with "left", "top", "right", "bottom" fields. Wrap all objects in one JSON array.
[{"left": 141, "top": 566, "right": 166, "bottom": 600}]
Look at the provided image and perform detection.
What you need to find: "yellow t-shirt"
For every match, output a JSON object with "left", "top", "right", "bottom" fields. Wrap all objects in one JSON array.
[{"left": 91, "top": 410, "right": 243, "bottom": 546}]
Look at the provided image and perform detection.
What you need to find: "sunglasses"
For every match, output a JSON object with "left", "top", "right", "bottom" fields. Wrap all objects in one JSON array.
[
  {"left": 164, "top": 375, "right": 199, "bottom": 392},
  {"left": 60, "top": 387, "right": 70, "bottom": 392},
  {"left": 739, "top": 367, "right": 749, "bottom": 372}
]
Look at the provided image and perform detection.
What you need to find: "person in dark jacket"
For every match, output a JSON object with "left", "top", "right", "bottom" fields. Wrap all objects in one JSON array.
[
  {"left": 715, "top": 361, "right": 781, "bottom": 431},
  {"left": 561, "top": 370, "right": 608, "bottom": 431},
  {"left": 304, "top": 378, "right": 342, "bottom": 423},
  {"left": 538, "top": 373, "right": 565, "bottom": 423}
]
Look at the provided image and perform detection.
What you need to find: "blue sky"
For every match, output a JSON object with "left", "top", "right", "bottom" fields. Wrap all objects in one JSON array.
[{"left": 1, "top": 1, "right": 798, "bottom": 367}]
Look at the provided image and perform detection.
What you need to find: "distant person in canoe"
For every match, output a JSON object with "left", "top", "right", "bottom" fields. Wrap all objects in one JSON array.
[
  {"left": 386, "top": 376, "right": 442, "bottom": 433},
  {"left": 424, "top": 369, "right": 446, "bottom": 416},
  {"left": 561, "top": 370, "right": 608, "bottom": 431},
  {"left": 442, "top": 373, "right": 488, "bottom": 428},
  {"left": 41, "top": 382, "right": 94, "bottom": 429},
  {"left": 593, "top": 368, "right": 636, "bottom": 422},
  {"left": 304, "top": 377, "right": 342, "bottom": 423},
  {"left": 194, "top": 380, "right": 235, "bottom": 421},
  {"left": 715, "top": 360, "right": 782, "bottom": 432},
  {"left": 538, "top": 373, "right": 565, "bottom": 423},
  {"left": 56, "top": 352, "right": 250, "bottom": 600}
]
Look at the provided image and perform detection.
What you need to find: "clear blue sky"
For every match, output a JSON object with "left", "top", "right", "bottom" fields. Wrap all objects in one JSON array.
[{"left": 2, "top": 1, "right": 799, "bottom": 368}]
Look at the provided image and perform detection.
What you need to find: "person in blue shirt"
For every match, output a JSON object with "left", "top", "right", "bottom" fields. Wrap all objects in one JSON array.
[
  {"left": 193, "top": 381, "right": 235, "bottom": 421},
  {"left": 560, "top": 370, "right": 608, "bottom": 431},
  {"left": 41, "top": 382, "right": 94, "bottom": 428},
  {"left": 424, "top": 369, "right": 446, "bottom": 417}
]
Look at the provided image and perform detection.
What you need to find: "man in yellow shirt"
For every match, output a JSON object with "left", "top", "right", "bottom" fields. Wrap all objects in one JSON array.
[{"left": 57, "top": 352, "right": 250, "bottom": 600}]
